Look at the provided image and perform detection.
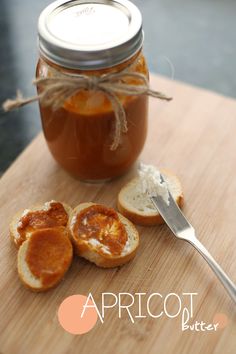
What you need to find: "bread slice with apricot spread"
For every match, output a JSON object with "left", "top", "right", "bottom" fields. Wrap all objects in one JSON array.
[
  {"left": 69, "top": 202, "right": 139, "bottom": 268},
  {"left": 17, "top": 227, "right": 73, "bottom": 292},
  {"left": 10, "top": 200, "right": 72, "bottom": 248}
]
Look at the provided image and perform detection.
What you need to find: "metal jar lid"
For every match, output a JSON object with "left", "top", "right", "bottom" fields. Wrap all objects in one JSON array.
[{"left": 38, "top": 0, "right": 144, "bottom": 70}]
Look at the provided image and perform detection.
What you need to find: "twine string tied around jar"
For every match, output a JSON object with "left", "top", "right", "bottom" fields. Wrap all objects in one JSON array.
[{"left": 2, "top": 72, "right": 172, "bottom": 150}]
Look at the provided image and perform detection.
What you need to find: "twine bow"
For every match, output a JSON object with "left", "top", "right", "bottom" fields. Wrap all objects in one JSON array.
[{"left": 3, "top": 71, "right": 172, "bottom": 150}]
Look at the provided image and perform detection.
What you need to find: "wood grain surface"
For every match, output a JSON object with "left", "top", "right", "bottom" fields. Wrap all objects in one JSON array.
[{"left": 0, "top": 75, "right": 236, "bottom": 354}]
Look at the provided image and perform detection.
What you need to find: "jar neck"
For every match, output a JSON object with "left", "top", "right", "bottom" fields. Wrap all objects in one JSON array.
[{"left": 39, "top": 49, "right": 143, "bottom": 76}]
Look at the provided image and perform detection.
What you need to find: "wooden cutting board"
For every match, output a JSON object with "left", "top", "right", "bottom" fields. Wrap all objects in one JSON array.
[{"left": 0, "top": 75, "right": 235, "bottom": 354}]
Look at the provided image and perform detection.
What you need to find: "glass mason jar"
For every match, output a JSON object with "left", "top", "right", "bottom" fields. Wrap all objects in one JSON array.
[{"left": 37, "top": 0, "right": 149, "bottom": 181}]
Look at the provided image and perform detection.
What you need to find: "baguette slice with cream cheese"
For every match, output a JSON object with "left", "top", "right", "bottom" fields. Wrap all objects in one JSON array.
[
  {"left": 69, "top": 202, "right": 139, "bottom": 268},
  {"left": 117, "top": 170, "right": 184, "bottom": 226}
]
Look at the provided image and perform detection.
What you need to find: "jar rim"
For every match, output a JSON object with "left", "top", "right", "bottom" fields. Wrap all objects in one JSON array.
[{"left": 38, "top": 0, "right": 144, "bottom": 70}]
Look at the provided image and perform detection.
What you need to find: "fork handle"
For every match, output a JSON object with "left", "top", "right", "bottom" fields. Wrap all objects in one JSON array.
[{"left": 188, "top": 237, "right": 236, "bottom": 304}]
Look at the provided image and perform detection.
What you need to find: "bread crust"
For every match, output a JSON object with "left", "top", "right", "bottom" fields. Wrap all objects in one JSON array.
[
  {"left": 69, "top": 202, "right": 139, "bottom": 268},
  {"left": 117, "top": 170, "right": 184, "bottom": 226}
]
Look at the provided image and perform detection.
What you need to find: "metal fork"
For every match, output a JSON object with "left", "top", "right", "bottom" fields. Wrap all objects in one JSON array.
[{"left": 151, "top": 174, "right": 236, "bottom": 304}]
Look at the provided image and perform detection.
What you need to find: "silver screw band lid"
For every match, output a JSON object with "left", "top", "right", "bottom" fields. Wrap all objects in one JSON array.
[{"left": 38, "top": 0, "right": 144, "bottom": 70}]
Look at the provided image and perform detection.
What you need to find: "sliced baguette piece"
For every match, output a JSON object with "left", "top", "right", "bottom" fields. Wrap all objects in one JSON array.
[
  {"left": 69, "top": 202, "right": 139, "bottom": 268},
  {"left": 10, "top": 201, "right": 73, "bottom": 248},
  {"left": 117, "top": 170, "right": 184, "bottom": 226},
  {"left": 17, "top": 227, "right": 73, "bottom": 292}
]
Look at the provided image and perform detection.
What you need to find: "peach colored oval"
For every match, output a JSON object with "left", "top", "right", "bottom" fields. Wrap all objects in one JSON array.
[
  {"left": 213, "top": 313, "right": 229, "bottom": 329},
  {"left": 58, "top": 295, "right": 98, "bottom": 335}
]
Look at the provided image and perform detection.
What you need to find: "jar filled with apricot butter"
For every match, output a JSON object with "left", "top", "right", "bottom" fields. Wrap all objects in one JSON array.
[{"left": 34, "top": 0, "right": 169, "bottom": 181}]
